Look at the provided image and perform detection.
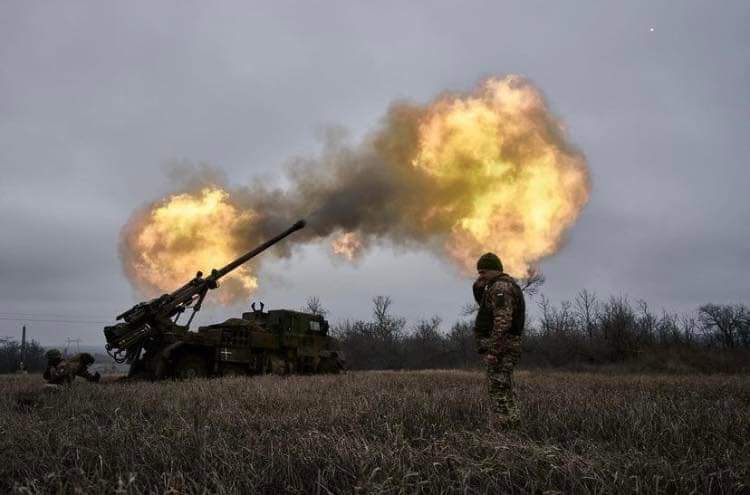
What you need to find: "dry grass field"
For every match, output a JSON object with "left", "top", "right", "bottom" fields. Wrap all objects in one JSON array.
[{"left": 2, "top": 370, "right": 749, "bottom": 494}]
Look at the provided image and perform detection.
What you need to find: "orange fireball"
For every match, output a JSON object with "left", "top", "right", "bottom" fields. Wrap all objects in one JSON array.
[{"left": 122, "top": 187, "right": 258, "bottom": 303}]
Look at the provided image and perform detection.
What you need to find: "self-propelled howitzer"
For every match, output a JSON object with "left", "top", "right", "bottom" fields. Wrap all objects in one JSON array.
[{"left": 103, "top": 219, "right": 343, "bottom": 379}]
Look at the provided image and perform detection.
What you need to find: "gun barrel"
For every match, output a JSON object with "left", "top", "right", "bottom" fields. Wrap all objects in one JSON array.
[{"left": 212, "top": 219, "right": 306, "bottom": 280}]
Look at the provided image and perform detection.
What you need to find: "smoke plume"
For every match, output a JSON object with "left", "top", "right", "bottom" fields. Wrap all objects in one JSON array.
[{"left": 120, "top": 76, "right": 591, "bottom": 301}]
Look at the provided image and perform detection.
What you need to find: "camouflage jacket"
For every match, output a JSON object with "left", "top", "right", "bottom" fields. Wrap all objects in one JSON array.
[
  {"left": 473, "top": 274, "right": 525, "bottom": 353},
  {"left": 43, "top": 354, "right": 98, "bottom": 385}
]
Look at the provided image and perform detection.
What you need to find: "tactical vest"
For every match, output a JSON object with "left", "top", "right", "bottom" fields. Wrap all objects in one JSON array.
[{"left": 473, "top": 274, "right": 525, "bottom": 337}]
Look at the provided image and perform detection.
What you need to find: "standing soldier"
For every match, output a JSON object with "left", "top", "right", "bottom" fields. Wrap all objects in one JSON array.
[
  {"left": 472, "top": 253, "right": 526, "bottom": 428},
  {"left": 43, "top": 349, "right": 101, "bottom": 385}
]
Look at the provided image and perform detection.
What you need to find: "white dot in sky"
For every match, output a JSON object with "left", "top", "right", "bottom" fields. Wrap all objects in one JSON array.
[{"left": 649, "top": 27, "right": 655, "bottom": 32}]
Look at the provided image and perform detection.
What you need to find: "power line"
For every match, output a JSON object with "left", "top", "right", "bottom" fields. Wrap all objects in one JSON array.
[
  {"left": 0, "top": 311, "right": 112, "bottom": 319},
  {"left": 0, "top": 316, "right": 110, "bottom": 324}
]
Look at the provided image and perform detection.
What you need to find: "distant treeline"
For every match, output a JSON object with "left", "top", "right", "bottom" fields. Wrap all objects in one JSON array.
[
  {"left": 0, "top": 337, "right": 46, "bottom": 374},
  {"left": 3, "top": 292, "right": 747, "bottom": 375},
  {"left": 324, "top": 292, "right": 750, "bottom": 373}
]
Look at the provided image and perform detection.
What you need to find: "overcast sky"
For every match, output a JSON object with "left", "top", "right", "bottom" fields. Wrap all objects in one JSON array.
[{"left": 1, "top": 1, "right": 748, "bottom": 346}]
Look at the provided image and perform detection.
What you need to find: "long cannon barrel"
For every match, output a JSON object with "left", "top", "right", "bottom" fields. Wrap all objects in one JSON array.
[
  {"left": 212, "top": 219, "right": 306, "bottom": 280},
  {"left": 106, "top": 219, "right": 307, "bottom": 363}
]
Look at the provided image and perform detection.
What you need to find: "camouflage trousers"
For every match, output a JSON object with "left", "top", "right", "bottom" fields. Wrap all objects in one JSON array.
[{"left": 479, "top": 334, "right": 522, "bottom": 426}]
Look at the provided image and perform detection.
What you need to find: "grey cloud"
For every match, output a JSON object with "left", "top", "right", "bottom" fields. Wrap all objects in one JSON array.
[{"left": 1, "top": 0, "right": 748, "bottom": 345}]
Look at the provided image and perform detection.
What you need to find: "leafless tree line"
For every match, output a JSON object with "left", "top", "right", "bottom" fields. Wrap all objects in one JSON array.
[
  {"left": 534, "top": 291, "right": 749, "bottom": 354},
  {"left": 2, "top": 292, "right": 745, "bottom": 375},
  {"left": 325, "top": 292, "right": 750, "bottom": 372},
  {"left": 326, "top": 296, "right": 479, "bottom": 370}
]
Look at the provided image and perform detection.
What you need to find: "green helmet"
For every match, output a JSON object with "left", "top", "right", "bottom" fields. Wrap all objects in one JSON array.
[
  {"left": 45, "top": 349, "right": 62, "bottom": 361},
  {"left": 477, "top": 252, "right": 503, "bottom": 272}
]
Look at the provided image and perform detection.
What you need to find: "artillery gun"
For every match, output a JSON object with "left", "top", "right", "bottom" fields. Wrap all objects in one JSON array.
[{"left": 104, "top": 220, "right": 344, "bottom": 379}]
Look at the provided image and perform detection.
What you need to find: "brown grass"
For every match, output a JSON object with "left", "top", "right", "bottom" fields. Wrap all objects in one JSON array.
[{"left": 2, "top": 370, "right": 749, "bottom": 494}]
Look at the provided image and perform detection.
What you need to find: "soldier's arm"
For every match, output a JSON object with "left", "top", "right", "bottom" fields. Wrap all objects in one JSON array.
[
  {"left": 489, "top": 279, "right": 515, "bottom": 336},
  {"left": 50, "top": 364, "right": 72, "bottom": 384},
  {"left": 75, "top": 364, "right": 99, "bottom": 382}
]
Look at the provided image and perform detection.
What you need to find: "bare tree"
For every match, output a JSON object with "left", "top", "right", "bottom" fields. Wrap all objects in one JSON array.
[
  {"left": 372, "top": 296, "right": 406, "bottom": 343},
  {"left": 460, "top": 302, "right": 479, "bottom": 316},
  {"left": 404, "top": 316, "right": 446, "bottom": 369},
  {"left": 303, "top": 296, "right": 328, "bottom": 317},
  {"left": 446, "top": 321, "right": 478, "bottom": 368},
  {"left": 574, "top": 289, "right": 599, "bottom": 340},
  {"left": 519, "top": 266, "right": 546, "bottom": 296},
  {"left": 679, "top": 313, "right": 698, "bottom": 346},
  {"left": 598, "top": 296, "right": 638, "bottom": 360},
  {"left": 537, "top": 294, "right": 553, "bottom": 335},
  {"left": 373, "top": 295, "right": 392, "bottom": 325},
  {"left": 656, "top": 310, "right": 681, "bottom": 346},
  {"left": 558, "top": 300, "right": 576, "bottom": 335},
  {"left": 698, "top": 304, "right": 749, "bottom": 349},
  {"left": 412, "top": 316, "right": 443, "bottom": 340},
  {"left": 738, "top": 307, "right": 750, "bottom": 348},
  {"left": 636, "top": 300, "right": 657, "bottom": 345}
]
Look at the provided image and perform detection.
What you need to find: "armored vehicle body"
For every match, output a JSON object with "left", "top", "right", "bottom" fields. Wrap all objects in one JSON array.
[{"left": 127, "top": 306, "right": 343, "bottom": 379}]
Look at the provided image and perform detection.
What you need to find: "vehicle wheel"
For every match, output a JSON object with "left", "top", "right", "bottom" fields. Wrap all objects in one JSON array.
[{"left": 173, "top": 352, "right": 209, "bottom": 379}]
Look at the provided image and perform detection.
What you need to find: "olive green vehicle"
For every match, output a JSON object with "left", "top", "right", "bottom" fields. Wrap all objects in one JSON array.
[{"left": 103, "top": 220, "right": 345, "bottom": 379}]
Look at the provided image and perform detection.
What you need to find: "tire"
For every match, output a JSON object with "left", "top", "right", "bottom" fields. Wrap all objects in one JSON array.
[{"left": 173, "top": 352, "right": 210, "bottom": 379}]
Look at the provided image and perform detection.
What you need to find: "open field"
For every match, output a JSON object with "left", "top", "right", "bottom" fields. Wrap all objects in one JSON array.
[{"left": 2, "top": 370, "right": 749, "bottom": 494}]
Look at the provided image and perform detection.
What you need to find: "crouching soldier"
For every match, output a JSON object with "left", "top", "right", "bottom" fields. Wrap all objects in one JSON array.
[
  {"left": 472, "top": 253, "right": 526, "bottom": 428},
  {"left": 44, "top": 349, "right": 101, "bottom": 385}
]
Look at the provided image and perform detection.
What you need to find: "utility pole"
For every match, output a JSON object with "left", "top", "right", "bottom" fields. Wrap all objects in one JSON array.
[{"left": 19, "top": 325, "right": 27, "bottom": 373}]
